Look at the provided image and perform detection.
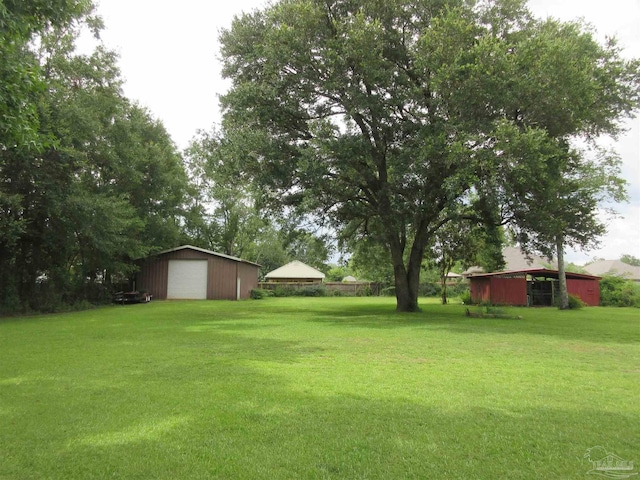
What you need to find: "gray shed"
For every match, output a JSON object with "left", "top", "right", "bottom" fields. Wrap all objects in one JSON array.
[{"left": 136, "top": 245, "right": 260, "bottom": 300}]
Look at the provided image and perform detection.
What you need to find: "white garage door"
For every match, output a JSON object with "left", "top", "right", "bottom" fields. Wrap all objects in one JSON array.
[{"left": 167, "top": 260, "right": 208, "bottom": 299}]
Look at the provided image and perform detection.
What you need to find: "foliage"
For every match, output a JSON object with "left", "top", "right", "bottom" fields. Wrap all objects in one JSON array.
[
  {"left": 599, "top": 275, "right": 640, "bottom": 307},
  {"left": 560, "top": 294, "right": 585, "bottom": 310},
  {"left": 0, "top": 5, "right": 191, "bottom": 313},
  {"left": 266, "top": 284, "right": 329, "bottom": 298},
  {"left": 355, "top": 285, "right": 373, "bottom": 297},
  {"left": 219, "top": 0, "right": 639, "bottom": 312},
  {"left": 459, "top": 290, "right": 472, "bottom": 305},
  {"left": 184, "top": 129, "right": 267, "bottom": 257},
  {"left": 428, "top": 221, "right": 501, "bottom": 304},
  {"left": 0, "top": 0, "right": 93, "bottom": 150},
  {"left": 620, "top": 254, "right": 640, "bottom": 267},
  {"left": 565, "top": 263, "right": 589, "bottom": 274},
  {"left": 488, "top": 17, "right": 640, "bottom": 309},
  {"left": 271, "top": 286, "right": 297, "bottom": 298},
  {"left": 300, "top": 285, "right": 328, "bottom": 297},
  {"left": 249, "top": 288, "right": 273, "bottom": 300},
  {"left": 500, "top": 135, "right": 629, "bottom": 309},
  {"left": 347, "top": 236, "right": 394, "bottom": 286},
  {"left": 325, "top": 265, "right": 352, "bottom": 282},
  {"left": 484, "top": 305, "right": 507, "bottom": 315},
  {"left": 185, "top": 128, "right": 333, "bottom": 274}
]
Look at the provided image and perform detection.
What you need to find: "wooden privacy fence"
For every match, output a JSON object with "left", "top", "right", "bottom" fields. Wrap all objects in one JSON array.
[{"left": 258, "top": 281, "right": 381, "bottom": 296}]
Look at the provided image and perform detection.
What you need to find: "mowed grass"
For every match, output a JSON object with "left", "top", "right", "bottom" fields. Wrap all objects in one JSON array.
[{"left": 0, "top": 298, "right": 638, "bottom": 479}]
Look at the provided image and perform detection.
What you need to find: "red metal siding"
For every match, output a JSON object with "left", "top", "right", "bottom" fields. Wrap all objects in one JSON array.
[
  {"left": 470, "top": 278, "right": 491, "bottom": 304},
  {"left": 567, "top": 278, "right": 600, "bottom": 306},
  {"left": 469, "top": 269, "right": 600, "bottom": 307},
  {"left": 491, "top": 277, "right": 527, "bottom": 306}
]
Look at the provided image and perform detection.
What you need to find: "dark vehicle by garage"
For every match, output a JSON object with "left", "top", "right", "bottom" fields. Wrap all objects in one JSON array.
[{"left": 113, "top": 291, "right": 152, "bottom": 304}]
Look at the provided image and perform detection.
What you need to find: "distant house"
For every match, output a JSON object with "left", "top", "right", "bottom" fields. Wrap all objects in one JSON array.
[
  {"left": 136, "top": 245, "right": 260, "bottom": 300},
  {"left": 444, "top": 272, "right": 462, "bottom": 280},
  {"left": 264, "top": 261, "right": 326, "bottom": 284},
  {"left": 463, "top": 247, "right": 555, "bottom": 276},
  {"left": 342, "top": 275, "right": 357, "bottom": 283},
  {"left": 468, "top": 268, "right": 600, "bottom": 306},
  {"left": 583, "top": 260, "right": 640, "bottom": 282}
]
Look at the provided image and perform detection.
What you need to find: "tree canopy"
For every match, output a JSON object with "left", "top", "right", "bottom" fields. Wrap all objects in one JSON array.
[
  {"left": 184, "top": 128, "right": 333, "bottom": 277},
  {"left": 219, "top": 0, "right": 639, "bottom": 311},
  {"left": 0, "top": 2, "right": 191, "bottom": 312}
]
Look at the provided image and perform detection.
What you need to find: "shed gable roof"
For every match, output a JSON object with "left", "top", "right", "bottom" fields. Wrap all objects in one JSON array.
[
  {"left": 468, "top": 268, "right": 599, "bottom": 281},
  {"left": 265, "top": 260, "right": 325, "bottom": 279},
  {"left": 153, "top": 245, "right": 261, "bottom": 267}
]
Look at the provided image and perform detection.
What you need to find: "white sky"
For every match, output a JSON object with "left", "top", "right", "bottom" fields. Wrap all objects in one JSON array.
[{"left": 91, "top": 0, "right": 639, "bottom": 264}]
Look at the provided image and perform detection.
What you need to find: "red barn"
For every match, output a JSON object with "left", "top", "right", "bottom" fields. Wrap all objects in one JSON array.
[
  {"left": 468, "top": 268, "right": 600, "bottom": 306},
  {"left": 136, "top": 245, "right": 260, "bottom": 300}
]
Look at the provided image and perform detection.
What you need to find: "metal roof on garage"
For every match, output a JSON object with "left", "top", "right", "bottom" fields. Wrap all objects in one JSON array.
[{"left": 153, "top": 245, "right": 261, "bottom": 267}]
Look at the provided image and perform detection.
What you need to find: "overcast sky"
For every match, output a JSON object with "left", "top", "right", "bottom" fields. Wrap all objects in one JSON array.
[{"left": 90, "top": 0, "right": 639, "bottom": 264}]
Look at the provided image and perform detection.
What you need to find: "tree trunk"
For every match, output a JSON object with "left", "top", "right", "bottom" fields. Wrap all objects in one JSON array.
[
  {"left": 556, "top": 236, "right": 569, "bottom": 309},
  {"left": 389, "top": 238, "right": 423, "bottom": 312},
  {"left": 441, "top": 277, "right": 447, "bottom": 305},
  {"left": 394, "top": 266, "right": 420, "bottom": 312}
]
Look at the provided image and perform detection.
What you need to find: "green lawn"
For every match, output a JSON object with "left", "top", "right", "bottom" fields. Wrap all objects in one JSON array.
[{"left": 1, "top": 298, "right": 638, "bottom": 479}]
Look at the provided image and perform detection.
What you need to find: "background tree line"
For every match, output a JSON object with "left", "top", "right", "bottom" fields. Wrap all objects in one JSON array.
[
  {"left": 2, "top": 0, "right": 638, "bottom": 313},
  {"left": 0, "top": 2, "right": 191, "bottom": 312},
  {"left": 0, "top": 0, "right": 332, "bottom": 313}
]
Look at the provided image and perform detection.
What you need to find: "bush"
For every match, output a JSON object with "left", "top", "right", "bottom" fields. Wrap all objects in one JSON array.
[
  {"left": 459, "top": 290, "right": 472, "bottom": 305},
  {"left": 485, "top": 305, "right": 506, "bottom": 315},
  {"left": 419, "top": 282, "right": 440, "bottom": 297},
  {"left": 567, "top": 294, "right": 585, "bottom": 309},
  {"left": 300, "top": 285, "right": 328, "bottom": 297},
  {"left": 449, "top": 283, "right": 470, "bottom": 298},
  {"left": 555, "top": 294, "right": 585, "bottom": 309},
  {"left": 272, "top": 286, "right": 296, "bottom": 297},
  {"left": 600, "top": 276, "right": 640, "bottom": 307},
  {"left": 355, "top": 286, "right": 373, "bottom": 297},
  {"left": 250, "top": 289, "right": 272, "bottom": 300}
]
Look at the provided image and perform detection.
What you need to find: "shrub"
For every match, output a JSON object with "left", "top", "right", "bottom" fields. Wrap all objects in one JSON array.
[
  {"left": 300, "top": 285, "right": 328, "bottom": 297},
  {"left": 555, "top": 294, "right": 585, "bottom": 309},
  {"left": 567, "top": 294, "right": 585, "bottom": 310},
  {"left": 449, "top": 283, "right": 470, "bottom": 298},
  {"left": 355, "top": 286, "right": 373, "bottom": 297},
  {"left": 250, "top": 289, "right": 272, "bottom": 300},
  {"left": 0, "top": 282, "right": 22, "bottom": 315},
  {"left": 459, "top": 290, "right": 472, "bottom": 305},
  {"left": 485, "top": 305, "right": 506, "bottom": 315},
  {"left": 600, "top": 275, "right": 640, "bottom": 307},
  {"left": 272, "top": 286, "right": 296, "bottom": 297},
  {"left": 419, "top": 282, "right": 440, "bottom": 297}
]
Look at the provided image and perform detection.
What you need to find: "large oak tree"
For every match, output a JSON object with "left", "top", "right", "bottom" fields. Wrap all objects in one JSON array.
[{"left": 220, "top": 0, "right": 638, "bottom": 311}]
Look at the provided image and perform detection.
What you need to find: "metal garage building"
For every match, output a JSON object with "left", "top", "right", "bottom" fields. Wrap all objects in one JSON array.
[
  {"left": 136, "top": 245, "right": 260, "bottom": 300},
  {"left": 468, "top": 268, "right": 600, "bottom": 306}
]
